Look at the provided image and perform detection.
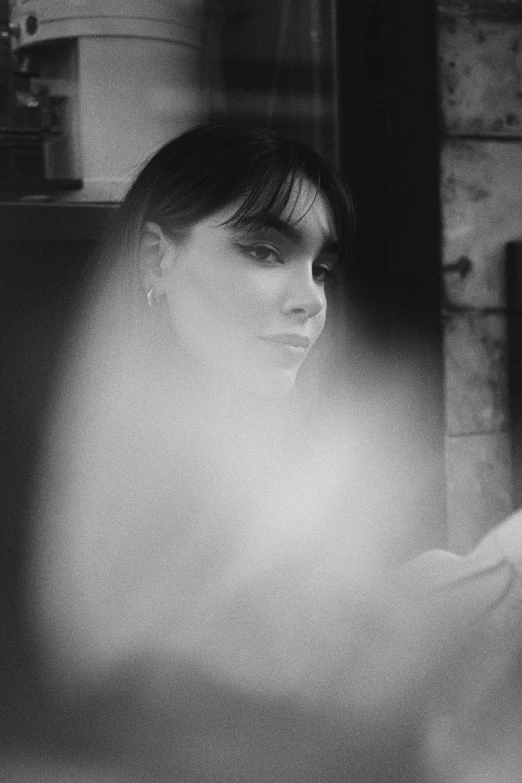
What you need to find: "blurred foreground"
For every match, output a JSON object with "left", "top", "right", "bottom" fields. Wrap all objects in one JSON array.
[{"left": 2, "top": 282, "right": 522, "bottom": 782}]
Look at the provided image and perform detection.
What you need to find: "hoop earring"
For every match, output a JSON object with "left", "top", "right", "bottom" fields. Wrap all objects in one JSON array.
[{"left": 146, "top": 288, "right": 156, "bottom": 309}]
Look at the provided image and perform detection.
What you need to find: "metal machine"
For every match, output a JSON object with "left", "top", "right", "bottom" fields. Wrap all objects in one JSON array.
[{"left": 4, "top": 1, "right": 205, "bottom": 200}]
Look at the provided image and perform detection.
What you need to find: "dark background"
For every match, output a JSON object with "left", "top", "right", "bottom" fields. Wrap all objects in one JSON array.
[{"left": 336, "top": 0, "right": 445, "bottom": 548}]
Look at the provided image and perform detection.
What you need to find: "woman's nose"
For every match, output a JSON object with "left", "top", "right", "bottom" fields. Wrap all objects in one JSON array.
[{"left": 281, "top": 268, "right": 326, "bottom": 321}]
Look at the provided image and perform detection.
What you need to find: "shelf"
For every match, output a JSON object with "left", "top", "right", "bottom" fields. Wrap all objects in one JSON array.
[
  {"left": 0, "top": 177, "right": 83, "bottom": 195},
  {"left": 0, "top": 200, "right": 117, "bottom": 242}
]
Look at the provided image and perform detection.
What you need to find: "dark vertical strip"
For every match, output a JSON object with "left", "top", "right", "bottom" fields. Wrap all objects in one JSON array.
[
  {"left": 335, "top": 0, "right": 390, "bottom": 341},
  {"left": 506, "top": 241, "right": 522, "bottom": 508},
  {"left": 336, "top": 0, "right": 446, "bottom": 550}
]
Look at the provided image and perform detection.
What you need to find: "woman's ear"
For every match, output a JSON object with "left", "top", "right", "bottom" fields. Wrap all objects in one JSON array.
[{"left": 139, "top": 221, "right": 176, "bottom": 295}]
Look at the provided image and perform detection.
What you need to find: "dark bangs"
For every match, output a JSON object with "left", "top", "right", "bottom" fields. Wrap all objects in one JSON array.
[
  {"left": 222, "top": 159, "right": 303, "bottom": 230},
  {"left": 220, "top": 136, "right": 355, "bottom": 265},
  {"left": 117, "top": 121, "right": 355, "bottom": 265}
]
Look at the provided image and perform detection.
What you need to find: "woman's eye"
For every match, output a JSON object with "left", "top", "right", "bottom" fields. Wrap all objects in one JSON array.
[
  {"left": 313, "top": 264, "right": 334, "bottom": 283},
  {"left": 241, "top": 244, "right": 282, "bottom": 265}
]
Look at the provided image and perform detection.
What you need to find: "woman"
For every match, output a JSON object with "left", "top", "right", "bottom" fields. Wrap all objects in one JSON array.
[
  {"left": 19, "top": 122, "right": 441, "bottom": 782},
  {"left": 126, "top": 121, "right": 351, "bottom": 400}
]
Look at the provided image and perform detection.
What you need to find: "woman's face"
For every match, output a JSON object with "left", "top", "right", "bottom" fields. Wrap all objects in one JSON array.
[{"left": 158, "top": 179, "right": 339, "bottom": 397}]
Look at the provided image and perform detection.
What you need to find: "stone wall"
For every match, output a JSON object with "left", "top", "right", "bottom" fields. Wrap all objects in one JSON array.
[{"left": 438, "top": 0, "right": 522, "bottom": 551}]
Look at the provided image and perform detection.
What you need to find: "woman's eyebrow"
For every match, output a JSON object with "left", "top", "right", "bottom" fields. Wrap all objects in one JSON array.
[{"left": 235, "top": 215, "right": 340, "bottom": 254}]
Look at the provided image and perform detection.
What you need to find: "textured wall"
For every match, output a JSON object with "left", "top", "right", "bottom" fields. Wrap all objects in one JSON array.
[{"left": 439, "top": 0, "right": 522, "bottom": 552}]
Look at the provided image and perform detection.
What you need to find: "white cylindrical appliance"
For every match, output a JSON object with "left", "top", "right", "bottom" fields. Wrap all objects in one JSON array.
[{"left": 9, "top": 1, "right": 206, "bottom": 200}]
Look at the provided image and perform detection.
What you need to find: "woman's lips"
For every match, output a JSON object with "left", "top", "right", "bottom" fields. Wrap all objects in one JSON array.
[
  {"left": 261, "top": 334, "right": 311, "bottom": 349},
  {"left": 260, "top": 334, "right": 310, "bottom": 365}
]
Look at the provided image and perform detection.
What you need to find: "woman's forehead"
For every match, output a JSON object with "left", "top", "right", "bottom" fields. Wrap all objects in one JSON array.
[
  {"left": 202, "top": 193, "right": 337, "bottom": 259},
  {"left": 211, "top": 177, "right": 335, "bottom": 236}
]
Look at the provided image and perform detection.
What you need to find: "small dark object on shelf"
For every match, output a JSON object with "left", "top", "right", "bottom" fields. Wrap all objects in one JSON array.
[
  {"left": 0, "top": 127, "right": 44, "bottom": 178},
  {"left": 0, "top": 126, "right": 81, "bottom": 193},
  {"left": 25, "top": 14, "right": 38, "bottom": 37}
]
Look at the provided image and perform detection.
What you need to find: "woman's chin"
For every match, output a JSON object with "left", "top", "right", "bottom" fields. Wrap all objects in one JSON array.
[
  {"left": 199, "top": 359, "right": 300, "bottom": 401},
  {"left": 248, "top": 367, "right": 299, "bottom": 399}
]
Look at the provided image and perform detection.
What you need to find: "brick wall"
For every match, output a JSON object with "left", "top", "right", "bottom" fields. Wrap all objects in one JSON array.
[{"left": 438, "top": 0, "right": 522, "bottom": 551}]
